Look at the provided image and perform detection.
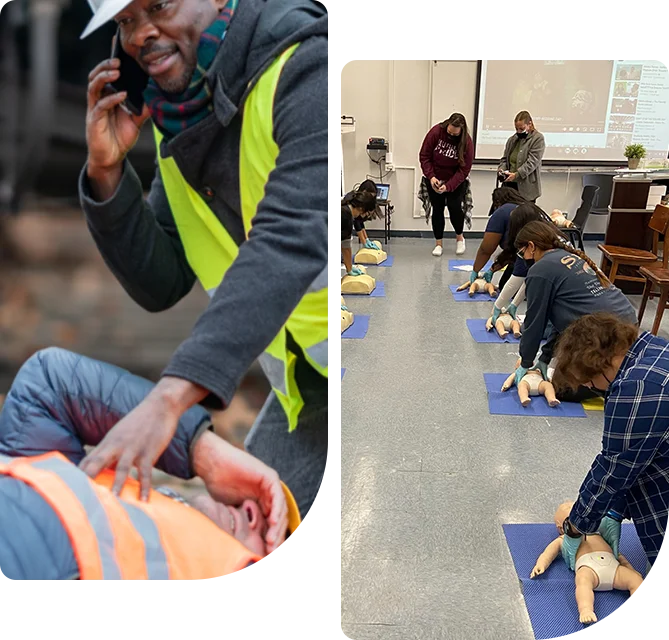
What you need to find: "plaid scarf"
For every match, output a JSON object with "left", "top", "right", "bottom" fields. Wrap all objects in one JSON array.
[{"left": 143, "top": 0, "right": 238, "bottom": 138}]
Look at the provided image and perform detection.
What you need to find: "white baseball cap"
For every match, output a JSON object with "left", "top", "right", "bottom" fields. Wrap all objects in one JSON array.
[{"left": 80, "top": 0, "right": 134, "bottom": 39}]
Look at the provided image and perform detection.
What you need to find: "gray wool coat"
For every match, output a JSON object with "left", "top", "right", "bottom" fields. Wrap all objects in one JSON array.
[{"left": 498, "top": 130, "right": 546, "bottom": 202}]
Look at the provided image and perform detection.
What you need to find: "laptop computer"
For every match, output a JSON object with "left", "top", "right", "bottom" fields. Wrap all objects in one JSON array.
[{"left": 376, "top": 183, "right": 390, "bottom": 203}]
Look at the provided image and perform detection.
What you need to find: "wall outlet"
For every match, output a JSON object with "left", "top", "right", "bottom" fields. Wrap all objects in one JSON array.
[{"left": 385, "top": 152, "right": 393, "bottom": 165}]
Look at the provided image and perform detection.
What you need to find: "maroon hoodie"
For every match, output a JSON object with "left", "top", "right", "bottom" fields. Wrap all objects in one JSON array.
[{"left": 419, "top": 125, "right": 474, "bottom": 191}]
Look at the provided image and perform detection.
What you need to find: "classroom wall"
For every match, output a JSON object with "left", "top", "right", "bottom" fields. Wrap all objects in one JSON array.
[{"left": 341, "top": 60, "right": 609, "bottom": 235}]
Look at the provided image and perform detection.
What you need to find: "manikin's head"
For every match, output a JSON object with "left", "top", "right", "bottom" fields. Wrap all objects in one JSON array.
[
  {"left": 191, "top": 494, "right": 269, "bottom": 557},
  {"left": 554, "top": 501, "right": 575, "bottom": 535},
  {"left": 113, "top": 0, "right": 229, "bottom": 94}
]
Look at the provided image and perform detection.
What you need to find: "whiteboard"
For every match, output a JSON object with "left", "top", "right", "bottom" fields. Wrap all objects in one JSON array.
[{"left": 430, "top": 61, "right": 479, "bottom": 131}]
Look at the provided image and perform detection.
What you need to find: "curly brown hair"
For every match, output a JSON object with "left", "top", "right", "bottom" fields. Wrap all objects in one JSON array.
[{"left": 553, "top": 313, "right": 638, "bottom": 391}]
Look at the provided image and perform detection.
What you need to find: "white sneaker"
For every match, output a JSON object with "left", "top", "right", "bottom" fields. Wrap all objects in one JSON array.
[
  {"left": 432, "top": 245, "right": 443, "bottom": 257},
  {"left": 456, "top": 239, "right": 466, "bottom": 255}
]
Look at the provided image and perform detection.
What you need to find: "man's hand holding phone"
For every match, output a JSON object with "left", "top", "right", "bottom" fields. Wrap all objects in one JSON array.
[{"left": 85, "top": 55, "right": 151, "bottom": 200}]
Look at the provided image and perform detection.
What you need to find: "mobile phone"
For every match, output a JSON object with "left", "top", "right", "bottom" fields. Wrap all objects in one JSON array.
[{"left": 107, "top": 29, "right": 148, "bottom": 116}]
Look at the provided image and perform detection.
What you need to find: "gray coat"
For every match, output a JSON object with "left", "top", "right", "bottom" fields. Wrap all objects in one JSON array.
[
  {"left": 498, "top": 130, "right": 546, "bottom": 202},
  {"left": 79, "top": 0, "right": 327, "bottom": 412}
]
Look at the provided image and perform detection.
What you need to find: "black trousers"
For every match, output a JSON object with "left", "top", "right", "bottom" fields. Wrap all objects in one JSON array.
[
  {"left": 426, "top": 180, "right": 467, "bottom": 239},
  {"left": 498, "top": 263, "right": 513, "bottom": 290}
]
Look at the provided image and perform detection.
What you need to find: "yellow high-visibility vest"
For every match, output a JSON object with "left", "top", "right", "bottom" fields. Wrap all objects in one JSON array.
[{"left": 154, "top": 44, "right": 327, "bottom": 432}]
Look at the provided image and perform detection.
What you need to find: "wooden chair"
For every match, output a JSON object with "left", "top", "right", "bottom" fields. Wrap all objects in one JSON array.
[
  {"left": 598, "top": 204, "right": 669, "bottom": 286},
  {"left": 638, "top": 266, "right": 669, "bottom": 334}
]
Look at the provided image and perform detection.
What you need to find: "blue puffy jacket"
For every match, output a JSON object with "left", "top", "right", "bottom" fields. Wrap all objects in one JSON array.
[{"left": 0, "top": 348, "right": 210, "bottom": 579}]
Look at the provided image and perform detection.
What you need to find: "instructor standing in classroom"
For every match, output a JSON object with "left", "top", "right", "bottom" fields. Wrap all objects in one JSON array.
[
  {"left": 76, "top": 0, "right": 328, "bottom": 532},
  {"left": 498, "top": 111, "right": 545, "bottom": 203}
]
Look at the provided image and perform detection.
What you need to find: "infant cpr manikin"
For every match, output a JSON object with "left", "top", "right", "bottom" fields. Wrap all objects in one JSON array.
[
  {"left": 457, "top": 278, "right": 497, "bottom": 298},
  {"left": 501, "top": 367, "right": 560, "bottom": 407},
  {"left": 341, "top": 265, "right": 376, "bottom": 295},
  {"left": 341, "top": 296, "right": 354, "bottom": 333},
  {"left": 486, "top": 311, "right": 521, "bottom": 339},
  {"left": 355, "top": 240, "right": 387, "bottom": 265},
  {"left": 530, "top": 501, "right": 644, "bottom": 625}
]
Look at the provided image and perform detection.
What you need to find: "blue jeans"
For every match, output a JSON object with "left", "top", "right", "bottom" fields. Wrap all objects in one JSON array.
[{"left": 245, "top": 392, "right": 327, "bottom": 519}]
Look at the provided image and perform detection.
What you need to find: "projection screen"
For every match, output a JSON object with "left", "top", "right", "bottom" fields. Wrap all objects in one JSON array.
[{"left": 475, "top": 60, "right": 669, "bottom": 164}]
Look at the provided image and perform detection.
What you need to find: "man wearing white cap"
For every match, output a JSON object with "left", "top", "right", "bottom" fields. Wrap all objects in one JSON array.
[{"left": 76, "top": 0, "right": 328, "bottom": 542}]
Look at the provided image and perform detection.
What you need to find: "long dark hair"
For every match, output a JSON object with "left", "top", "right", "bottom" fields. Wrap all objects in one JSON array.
[
  {"left": 492, "top": 187, "right": 527, "bottom": 211},
  {"left": 494, "top": 203, "right": 554, "bottom": 269},
  {"left": 357, "top": 179, "right": 377, "bottom": 195},
  {"left": 348, "top": 181, "right": 380, "bottom": 220},
  {"left": 439, "top": 112, "right": 469, "bottom": 167},
  {"left": 342, "top": 189, "right": 377, "bottom": 214},
  {"left": 515, "top": 221, "right": 611, "bottom": 288}
]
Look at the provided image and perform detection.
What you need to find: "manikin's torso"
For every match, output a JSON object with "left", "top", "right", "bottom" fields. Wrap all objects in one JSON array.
[{"left": 574, "top": 533, "right": 613, "bottom": 560}]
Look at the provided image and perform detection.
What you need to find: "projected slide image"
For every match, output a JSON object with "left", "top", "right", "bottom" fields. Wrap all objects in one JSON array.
[
  {"left": 609, "top": 115, "right": 635, "bottom": 132},
  {"left": 607, "top": 132, "right": 632, "bottom": 150},
  {"left": 481, "top": 60, "right": 613, "bottom": 131},
  {"left": 612, "top": 98, "right": 638, "bottom": 115},
  {"left": 617, "top": 65, "right": 643, "bottom": 81},
  {"left": 614, "top": 82, "right": 640, "bottom": 98},
  {"left": 476, "top": 60, "right": 669, "bottom": 162}
]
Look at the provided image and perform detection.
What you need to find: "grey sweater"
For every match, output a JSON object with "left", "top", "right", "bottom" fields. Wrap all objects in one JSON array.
[
  {"left": 79, "top": 0, "right": 327, "bottom": 409},
  {"left": 520, "top": 249, "right": 637, "bottom": 368}
]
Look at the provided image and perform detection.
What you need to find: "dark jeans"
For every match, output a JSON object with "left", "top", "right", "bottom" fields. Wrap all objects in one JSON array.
[{"left": 426, "top": 180, "right": 467, "bottom": 239}]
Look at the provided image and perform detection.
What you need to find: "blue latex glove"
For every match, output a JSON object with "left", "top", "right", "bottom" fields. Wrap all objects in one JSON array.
[
  {"left": 506, "top": 303, "right": 518, "bottom": 319},
  {"left": 599, "top": 516, "right": 622, "bottom": 558},
  {"left": 341, "top": 304, "right": 348, "bottom": 311},
  {"left": 514, "top": 366, "right": 529, "bottom": 387},
  {"left": 535, "top": 360, "right": 549, "bottom": 380},
  {"left": 491, "top": 306, "right": 501, "bottom": 324},
  {"left": 481, "top": 270, "right": 494, "bottom": 283},
  {"left": 348, "top": 266, "right": 364, "bottom": 276},
  {"left": 364, "top": 239, "right": 378, "bottom": 250},
  {"left": 561, "top": 534, "right": 583, "bottom": 570},
  {"left": 469, "top": 271, "right": 478, "bottom": 284}
]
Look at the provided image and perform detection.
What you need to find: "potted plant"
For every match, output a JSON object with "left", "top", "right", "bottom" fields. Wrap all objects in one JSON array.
[{"left": 624, "top": 143, "right": 646, "bottom": 169}]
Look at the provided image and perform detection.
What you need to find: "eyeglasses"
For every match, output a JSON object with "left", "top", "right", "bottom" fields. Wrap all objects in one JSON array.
[{"left": 517, "top": 247, "right": 527, "bottom": 259}]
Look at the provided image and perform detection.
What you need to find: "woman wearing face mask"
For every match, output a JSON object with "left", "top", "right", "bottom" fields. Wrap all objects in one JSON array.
[
  {"left": 419, "top": 113, "right": 474, "bottom": 257},
  {"left": 341, "top": 189, "right": 377, "bottom": 277},
  {"left": 553, "top": 313, "right": 669, "bottom": 572},
  {"left": 498, "top": 111, "right": 546, "bottom": 203},
  {"left": 512, "top": 221, "right": 637, "bottom": 390},
  {"left": 347, "top": 180, "right": 381, "bottom": 250}
]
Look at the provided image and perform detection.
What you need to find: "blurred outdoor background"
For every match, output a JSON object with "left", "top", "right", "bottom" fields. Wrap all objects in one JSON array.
[{"left": 0, "top": 1, "right": 270, "bottom": 491}]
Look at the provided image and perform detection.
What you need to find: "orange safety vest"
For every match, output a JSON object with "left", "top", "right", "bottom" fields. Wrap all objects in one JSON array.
[{"left": 0, "top": 452, "right": 263, "bottom": 580}]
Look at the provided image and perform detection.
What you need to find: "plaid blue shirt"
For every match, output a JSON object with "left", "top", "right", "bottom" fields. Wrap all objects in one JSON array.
[{"left": 570, "top": 331, "right": 669, "bottom": 564}]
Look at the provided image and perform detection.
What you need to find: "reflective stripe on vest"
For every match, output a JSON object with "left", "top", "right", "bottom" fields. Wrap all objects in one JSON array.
[
  {"left": 154, "top": 43, "right": 327, "bottom": 432},
  {"left": 0, "top": 452, "right": 260, "bottom": 579}
]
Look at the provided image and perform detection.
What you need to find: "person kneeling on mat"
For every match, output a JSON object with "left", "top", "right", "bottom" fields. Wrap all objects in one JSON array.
[
  {"left": 553, "top": 313, "right": 669, "bottom": 575},
  {"left": 348, "top": 180, "right": 382, "bottom": 250},
  {"left": 0, "top": 348, "right": 299, "bottom": 580},
  {"left": 512, "top": 221, "right": 637, "bottom": 398},
  {"left": 531, "top": 500, "right": 643, "bottom": 625},
  {"left": 342, "top": 189, "right": 377, "bottom": 276}
]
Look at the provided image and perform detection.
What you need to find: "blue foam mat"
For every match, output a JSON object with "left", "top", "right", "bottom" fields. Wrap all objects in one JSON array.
[
  {"left": 345, "top": 281, "right": 386, "bottom": 297},
  {"left": 467, "top": 318, "right": 520, "bottom": 343},
  {"left": 356, "top": 255, "right": 394, "bottom": 267},
  {"left": 448, "top": 259, "right": 492, "bottom": 272},
  {"left": 484, "top": 373, "right": 586, "bottom": 417},
  {"left": 503, "top": 523, "right": 646, "bottom": 639},
  {"left": 341, "top": 315, "right": 370, "bottom": 339},
  {"left": 341, "top": 368, "right": 346, "bottom": 380},
  {"left": 449, "top": 284, "right": 496, "bottom": 302}
]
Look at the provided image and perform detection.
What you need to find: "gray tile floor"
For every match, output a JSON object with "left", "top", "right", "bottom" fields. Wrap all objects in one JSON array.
[{"left": 341, "top": 239, "right": 667, "bottom": 640}]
